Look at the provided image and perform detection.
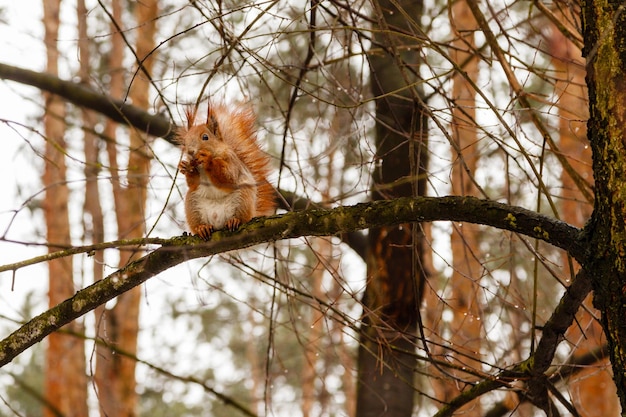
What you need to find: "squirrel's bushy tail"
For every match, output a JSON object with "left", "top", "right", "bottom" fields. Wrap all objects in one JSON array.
[{"left": 209, "top": 103, "right": 276, "bottom": 216}]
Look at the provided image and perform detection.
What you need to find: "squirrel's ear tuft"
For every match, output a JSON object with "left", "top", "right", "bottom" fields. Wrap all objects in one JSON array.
[
  {"left": 206, "top": 105, "right": 221, "bottom": 138},
  {"left": 185, "top": 106, "right": 197, "bottom": 130}
]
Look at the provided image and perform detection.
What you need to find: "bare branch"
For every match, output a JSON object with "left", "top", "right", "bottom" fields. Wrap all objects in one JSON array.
[
  {"left": 0, "top": 237, "right": 170, "bottom": 274},
  {"left": 465, "top": 0, "right": 593, "bottom": 204}
]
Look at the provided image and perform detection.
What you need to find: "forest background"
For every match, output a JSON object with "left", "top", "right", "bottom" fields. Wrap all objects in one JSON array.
[{"left": 0, "top": 0, "right": 621, "bottom": 416}]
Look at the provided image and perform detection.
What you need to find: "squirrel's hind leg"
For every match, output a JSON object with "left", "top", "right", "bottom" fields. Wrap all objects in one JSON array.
[{"left": 225, "top": 218, "right": 242, "bottom": 231}]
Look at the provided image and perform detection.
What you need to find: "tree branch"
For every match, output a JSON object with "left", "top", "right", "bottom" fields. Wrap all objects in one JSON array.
[
  {"left": 532, "top": 268, "right": 593, "bottom": 374},
  {"left": 0, "top": 195, "right": 584, "bottom": 368},
  {"left": 0, "top": 237, "right": 170, "bottom": 273},
  {"left": 0, "top": 62, "right": 176, "bottom": 143},
  {"left": 483, "top": 344, "right": 610, "bottom": 417},
  {"left": 435, "top": 267, "right": 592, "bottom": 416}
]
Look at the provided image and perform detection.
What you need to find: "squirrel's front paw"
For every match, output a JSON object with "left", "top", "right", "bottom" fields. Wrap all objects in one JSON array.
[
  {"left": 195, "top": 224, "right": 214, "bottom": 240},
  {"left": 179, "top": 159, "right": 196, "bottom": 175},
  {"left": 196, "top": 149, "right": 213, "bottom": 167}
]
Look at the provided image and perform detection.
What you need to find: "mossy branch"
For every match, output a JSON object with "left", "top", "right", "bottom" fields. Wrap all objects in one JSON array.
[{"left": 0, "top": 195, "right": 584, "bottom": 368}]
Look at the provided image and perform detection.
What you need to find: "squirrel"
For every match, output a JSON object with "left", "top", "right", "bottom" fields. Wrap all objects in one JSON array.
[{"left": 177, "top": 103, "right": 276, "bottom": 240}]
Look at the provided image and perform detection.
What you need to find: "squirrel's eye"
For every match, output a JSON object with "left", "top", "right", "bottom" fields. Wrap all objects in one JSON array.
[{"left": 201, "top": 133, "right": 209, "bottom": 141}]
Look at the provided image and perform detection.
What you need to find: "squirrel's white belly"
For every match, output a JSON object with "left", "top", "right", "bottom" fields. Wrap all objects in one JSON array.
[{"left": 190, "top": 182, "right": 240, "bottom": 229}]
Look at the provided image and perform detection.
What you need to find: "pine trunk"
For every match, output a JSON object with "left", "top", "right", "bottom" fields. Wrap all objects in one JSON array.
[
  {"left": 95, "top": 0, "right": 123, "bottom": 413},
  {"left": 435, "top": 2, "right": 483, "bottom": 414},
  {"left": 42, "top": 0, "right": 89, "bottom": 416},
  {"left": 355, "top": 1, "right": 426, "bottom": 415},
  {"left": 95, "top": 1, "right": 158, "bottom": 416},
  {"left": 301, "top": 239, "right": 326, "bottom": 417}
]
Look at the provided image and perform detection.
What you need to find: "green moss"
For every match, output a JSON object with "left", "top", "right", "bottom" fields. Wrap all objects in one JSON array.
[
  {"left": 505, "top": 213, "right": 517, "bottom": 229},
  {"left": 533, "top": 226, "right": 549, "bottom": 240},
  {"left": 517, "top": 356, "right": 534, "bottom": 374}
]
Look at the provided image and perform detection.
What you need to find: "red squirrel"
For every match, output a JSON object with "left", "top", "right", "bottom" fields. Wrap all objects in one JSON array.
[{"left": 177, "top": 103, "right": 276, "bottom": 240}]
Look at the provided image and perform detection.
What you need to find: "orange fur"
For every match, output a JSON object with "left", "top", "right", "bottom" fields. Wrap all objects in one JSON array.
[{"left": 177, "top": 103, "right": 276, "bottom": 239}]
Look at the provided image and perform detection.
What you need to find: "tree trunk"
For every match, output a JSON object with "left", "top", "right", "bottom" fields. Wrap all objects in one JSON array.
[
  {"left": 301, "top": 238, "right": 327, "bottom": 417},
  {"left": 77, "top": 0, "right": 105, "bottom": 282},
  {"left": 95, "top": 1, "right": 158, "bottom": 416},
  {"left": 583, "top": 0, "right": 626, "bottom": 412},
  {"left": 432, "top": 2, "right": 483, "bottom": 414},
  {"left": 42, "top": 0, "right": 88, "bottom": 416},
  {"left": 547, "top": 5, "right": 619, "bottom": 416},
  {"left": 95, "top": 0, "right": 123, "bottom": 413},
  {"left": 356, "top": 1, "right": 426, "bottom": 416}
]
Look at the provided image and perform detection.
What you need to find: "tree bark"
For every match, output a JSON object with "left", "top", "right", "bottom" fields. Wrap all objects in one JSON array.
[
  {"left": 547, "top": 4, "right": 619, "bottom": 416},
  {"left": 584, "top": 0, "right": 626, "bottom": 411},
  {"left": 356, "top": 1, "right": 427, "bottom": 415}
]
